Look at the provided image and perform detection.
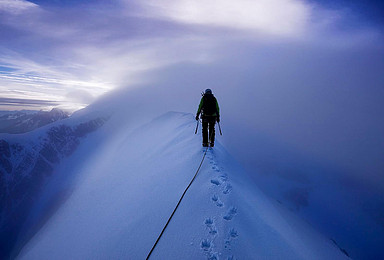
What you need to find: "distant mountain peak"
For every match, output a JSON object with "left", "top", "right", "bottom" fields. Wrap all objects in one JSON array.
[{"left": 0, "top": 108, "right": 70, "bottom": 134}]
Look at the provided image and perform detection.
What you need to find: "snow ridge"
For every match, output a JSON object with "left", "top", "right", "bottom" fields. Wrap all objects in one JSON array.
[{"left": 16, "top": 112, "right": 348, "bottom": 259}]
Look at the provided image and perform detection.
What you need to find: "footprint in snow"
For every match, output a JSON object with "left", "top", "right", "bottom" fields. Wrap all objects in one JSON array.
[
  {"left": 205, "top": 218, "right": 218, "bottom": 235},
  {"left": 220, "top": 174, "right": 228, "bottom": 182},
  {"left": 223, "top": 207, "right": 237, "bottom": 221},
  {"left": 229, "top": 228, "right": 239, "bottom": 238},
  {"left": 211, "top": 195, "right": 224, "bottom": 207},
  {"left": 225, "top": 228, "right": 239, "bottom": 249},
  {"left": 211, "top": 179, "right": 220, "bottom": 186},
  {"left": 201, "top": 238, "right": 218, "bottom": 260},
  {"left": 205, "top": 218, "right": 214, "bottom": 226},
  {"left": 208, "top": 252, "right": 219, "bottom": 260},
  {"left": 201, "top": 239, "right": 211, "bottom": 250},
  {"left": 223, "top": 183, "right": 232, "bottom": 194}
]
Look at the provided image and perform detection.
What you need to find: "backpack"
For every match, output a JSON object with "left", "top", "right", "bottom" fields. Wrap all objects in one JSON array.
[{"left": 202, "top": 94, "right": 217, "bottom": 115}]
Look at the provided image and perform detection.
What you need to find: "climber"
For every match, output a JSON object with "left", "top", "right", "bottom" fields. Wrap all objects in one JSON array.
[{"left": 195, "top": 89, "right": 220, "bottom": 147}]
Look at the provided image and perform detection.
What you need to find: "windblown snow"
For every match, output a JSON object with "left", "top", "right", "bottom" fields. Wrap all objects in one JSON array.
[{"left": 15, "top": 111, "right": 348, "bottom": 259}]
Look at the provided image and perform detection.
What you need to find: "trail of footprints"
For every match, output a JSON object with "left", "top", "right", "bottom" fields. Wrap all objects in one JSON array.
[{"left": 200, "top": 150, "right": 238, "bottom": 260}]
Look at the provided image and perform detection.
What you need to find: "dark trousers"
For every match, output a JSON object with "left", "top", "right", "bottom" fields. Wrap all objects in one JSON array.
[{"left": 202, "top": 116, "right": 216, "bottom": 144}]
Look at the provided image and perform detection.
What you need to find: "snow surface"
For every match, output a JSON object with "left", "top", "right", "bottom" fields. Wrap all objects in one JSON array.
[{"left": 16, "top": 111, "right": 347, "bottom": 259}]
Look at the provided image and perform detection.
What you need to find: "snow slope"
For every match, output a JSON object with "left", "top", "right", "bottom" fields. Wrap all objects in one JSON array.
[
  {"left": 17, "top": 112, "right": 347, "bottom": 259},
  {"left": 0, "top": 113, "right": 106, "bottom": 259}
]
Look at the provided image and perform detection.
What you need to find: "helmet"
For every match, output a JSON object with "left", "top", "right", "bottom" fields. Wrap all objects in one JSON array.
[{"left": 205, "top": 89, "right": 212, "bottom": 94}]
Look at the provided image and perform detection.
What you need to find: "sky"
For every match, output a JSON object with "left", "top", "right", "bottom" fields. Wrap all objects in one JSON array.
[
  {"left": 0, "top": 0, "right": 382, "bottom": 111},
  {"left": 0, "top": 0, "right": 382, "bottom": 178},
  {"left": 0, "top": 0, "right": 383, "bottom": 177}
]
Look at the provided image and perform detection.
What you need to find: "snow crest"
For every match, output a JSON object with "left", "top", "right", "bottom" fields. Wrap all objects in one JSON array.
[{"left": 16, "top": 112, "right": 347, "bottom": 259}]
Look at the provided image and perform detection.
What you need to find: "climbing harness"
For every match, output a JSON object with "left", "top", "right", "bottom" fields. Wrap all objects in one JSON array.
[{"left": 146, "top": 130, "right": 215, "bottom": 259}]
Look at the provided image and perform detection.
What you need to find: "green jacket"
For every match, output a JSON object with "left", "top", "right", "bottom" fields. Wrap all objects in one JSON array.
[{"left": 196, "top": 94, "right": 220, "bottom": 117}]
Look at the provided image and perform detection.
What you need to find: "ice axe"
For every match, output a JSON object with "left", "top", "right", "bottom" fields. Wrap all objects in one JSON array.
[
  {"left": 194, "top": 119, "right": 199, "bottom": 134},
  {"left": 217, "top": 122, "right": 222, "bottom": 135}
]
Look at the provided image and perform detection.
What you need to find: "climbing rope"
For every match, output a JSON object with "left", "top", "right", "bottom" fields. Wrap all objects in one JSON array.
[{"left": 146, "top": 124, "right": 215, "bottom": 259}]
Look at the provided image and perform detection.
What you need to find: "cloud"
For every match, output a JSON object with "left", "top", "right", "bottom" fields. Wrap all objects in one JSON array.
[
  {"left": 0, "top": 51, "right": 112, "bottom": 111},
  {"left": 138, "top": 0, "right": 312, "bottom": 37},
  {"left": 0, "top": 1, "right": 219, "bottom": 111},
  {"left": 0, "top": 97, "right": 59, "bottom": 107},
  {"left": 65, "top": 89, "right": 95, "bottom": 104},
  {"left": 0, "top": 0, "right": 383, "bottom": 112},
  {"left": 0, "top": 0, "right": 37, "bottom": 14}
]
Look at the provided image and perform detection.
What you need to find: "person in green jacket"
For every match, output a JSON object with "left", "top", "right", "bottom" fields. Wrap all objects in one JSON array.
[{"left": 195, "top": 89, "right": 220, "bottom": 147}]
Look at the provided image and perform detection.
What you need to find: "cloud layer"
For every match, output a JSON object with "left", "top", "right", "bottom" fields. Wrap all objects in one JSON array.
[
  {"left": 0, "top": 0, "right": 37, "bottom": 14},
  {"left": 140, "top": 0, "right": 311, "bottom": 36},
  {"left": 0, "top": 0, "right": 382, "bottom": 111}
]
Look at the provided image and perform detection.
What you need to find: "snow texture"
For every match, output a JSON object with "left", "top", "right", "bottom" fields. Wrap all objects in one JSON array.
[
  {"left": 16, "top": 111, "right": 348, "bottom": 259},
  {"left": 0, "top": 115, "right": 107, "bottom": 259}
]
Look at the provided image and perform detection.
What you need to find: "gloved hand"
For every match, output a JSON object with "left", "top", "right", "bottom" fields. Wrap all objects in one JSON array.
[
  {"left": 217, "top": 116, "right": 220, "bottom": 123},
  {"left": 195, "top": 115, "right": 199, "bottom": 121}
]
